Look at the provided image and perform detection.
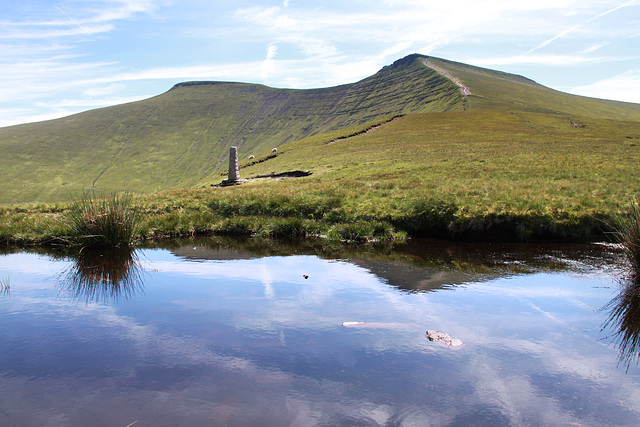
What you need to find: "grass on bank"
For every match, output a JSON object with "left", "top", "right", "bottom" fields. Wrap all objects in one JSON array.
[
  {"left": 64, "top": 192, "right": 139, "bottom": 248},
  {"left": 1, "top": 109, "right": 639, "bottom": 245},
  {"left": 613, "top": 198, "right": 640, "bottom": 281},
  {"left": 602, "top": 199, "right": 640, "bottom": 369}
]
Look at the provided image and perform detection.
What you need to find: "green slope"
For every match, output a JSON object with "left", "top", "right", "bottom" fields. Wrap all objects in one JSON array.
[
  {"left": 1, "top": 53, "right": 639, "bottom": 205},
  {"left": 0, "top": 55, "right": 461, "bottom": 203},
  {"left": 427, "top": 57, "right": 640, "bottom": 120}
]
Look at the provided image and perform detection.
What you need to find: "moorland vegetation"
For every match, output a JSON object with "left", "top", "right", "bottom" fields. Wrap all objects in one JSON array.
[{"left": 0, "top": 54, "right": 639, "bottom": 246}]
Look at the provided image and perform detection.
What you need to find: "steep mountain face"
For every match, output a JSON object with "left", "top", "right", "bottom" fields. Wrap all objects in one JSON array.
[{"left": 0, "top": 54, "right": 461, "bottom": 203}]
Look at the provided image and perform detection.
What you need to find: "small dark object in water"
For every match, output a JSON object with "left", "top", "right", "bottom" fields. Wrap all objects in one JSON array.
[{"left": 303, "top": 275, "right": 309, "bottom": 279}]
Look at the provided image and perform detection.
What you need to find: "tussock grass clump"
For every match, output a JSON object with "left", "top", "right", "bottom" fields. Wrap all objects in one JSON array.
[
  {"left": 614, "top": 198, "right": 640, "bottom": 280},
  {"left": 393, "top": 197, "right": 458, "bottom": 237},
  {"left": 213, "top": 218, "right": 256, "bottom": 236},
  {"left": 266, "top": 218, "right": 320, "bottom": 238},
  {"left": 600, "top": 199, "right": 640, "bottom": 370},
  {"left": 66, "top": 192, "right": 139, "bottom": 248}
]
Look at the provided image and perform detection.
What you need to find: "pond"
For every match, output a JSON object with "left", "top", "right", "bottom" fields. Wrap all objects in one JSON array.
[{"left": 1, "top": 238, "right": 639, "bottom": 426}]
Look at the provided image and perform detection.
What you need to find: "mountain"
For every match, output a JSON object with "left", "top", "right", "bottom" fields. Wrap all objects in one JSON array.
[
  {"left": 1, "top": 54, "right": 639, "bottom": 204},
  {"left": 427, "top": 57, "right": 640, "bottom": 120}
]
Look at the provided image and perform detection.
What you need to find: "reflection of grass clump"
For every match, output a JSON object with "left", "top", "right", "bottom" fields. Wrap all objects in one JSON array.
[
  {"left": 602, "top": 279, "right": 640, "bottom": 370},
  {"left": 61, "top": 247, "right": 144, "bottom": 303},
  {"left": 66, "top": 192, "right": 139, "bottom": 248}
]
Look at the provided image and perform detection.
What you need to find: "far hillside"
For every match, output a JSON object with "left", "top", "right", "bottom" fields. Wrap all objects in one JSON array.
[
  {"left": 0, "top": 55, "right": 461, "bottom": 203},
  {"left": 0, "top": 53, "right": 639, "bottom": 204}
]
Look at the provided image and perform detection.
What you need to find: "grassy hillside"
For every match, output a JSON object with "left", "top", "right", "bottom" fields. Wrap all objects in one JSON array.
[
  {"left": 2, "top": 54, "right": 639, "bottom": 205},
  {"left": 3, "top": 108, "right": 639, "bottom": 244},
  {"left": 2, "top": 53, "right": 640, "bottom": 243},
  {"left": 0, "top": 54, "right": 461, "bottom": 204},
  {"left": 428, "top": 57, "right": 640, "bottom": 120},
  {"left": 199, "top": 109, "right": 640, "bottom": 238}
]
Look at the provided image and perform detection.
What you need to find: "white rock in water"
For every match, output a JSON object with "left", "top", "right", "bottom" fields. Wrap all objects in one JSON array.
[
  {"left": 342, "top": 321, "right": 365, "bottom": 327},
  {"left": 426, "top": 330, "right": 463, "bottom": 347}
]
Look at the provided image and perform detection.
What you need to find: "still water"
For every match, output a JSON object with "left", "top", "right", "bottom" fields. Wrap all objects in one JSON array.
[{"left": 1, "top": 238, "right": 639, "bottom": 426}]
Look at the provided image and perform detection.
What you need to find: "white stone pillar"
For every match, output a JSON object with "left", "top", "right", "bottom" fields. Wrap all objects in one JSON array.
[{"left": 228, "top": 146, "right": 239, "bottom": 181}]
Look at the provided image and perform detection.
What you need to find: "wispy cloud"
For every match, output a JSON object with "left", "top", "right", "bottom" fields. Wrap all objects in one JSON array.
[
  {"left": 261, "top": 43, "right": 278, "bottom": 82},
  {"left": 0, "top": 23, "right": 114, "bottom": 39},
  {"left": 55, "top": 5, "right": 95, "bottom": 36},
  {"left": 530, "top": 0, "right": 639, "bottom": 52},
  {"left": 461, "top": 54, "right": 613, "bottom": 67}
]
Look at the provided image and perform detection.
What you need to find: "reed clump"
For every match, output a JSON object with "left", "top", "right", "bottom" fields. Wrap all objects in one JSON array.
[
  {"left": 66, "top": 192, "right": 140, "bottom": 248},
  {"left": 615, "top": 198, "right": 640, "bottom": 281}
]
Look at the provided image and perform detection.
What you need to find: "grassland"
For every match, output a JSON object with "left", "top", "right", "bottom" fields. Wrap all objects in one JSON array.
[
  {"left": 1, "top": 54, "right": 639, "bottom": 244},
  {"left": 7, "top": 54, "right": 639, "bottom": 206},
  {"left": 0, "top": 55, "right": 461, "bottom": 204},
  {"left": 2, "top": 108, "right": 639, "bottom": 244}
]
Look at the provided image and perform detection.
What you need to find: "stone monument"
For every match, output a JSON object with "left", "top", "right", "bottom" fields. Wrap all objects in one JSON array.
[
  {"left": 228, "top": 146, "right": 239, "bottom": 181},
  {"left": 221, "top": 146, "right": 247, "bottom": 186}
]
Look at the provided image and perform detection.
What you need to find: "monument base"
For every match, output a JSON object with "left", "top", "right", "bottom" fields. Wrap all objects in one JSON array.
[{"left": 218, "top": 178, "right": 248, "bottom": 187}]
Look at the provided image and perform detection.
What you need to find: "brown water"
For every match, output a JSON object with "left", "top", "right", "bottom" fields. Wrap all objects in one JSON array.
[{"left": 0, "top": 238, "right": 638, "bottom": 426}]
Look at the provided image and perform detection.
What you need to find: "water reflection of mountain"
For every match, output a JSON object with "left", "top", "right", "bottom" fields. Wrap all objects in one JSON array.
[
  {"left": 58, "top": 247, "right": 144, "bottom": 303},
  {"left": 163, "top": 237, "right": 624, "bottom": 293}
]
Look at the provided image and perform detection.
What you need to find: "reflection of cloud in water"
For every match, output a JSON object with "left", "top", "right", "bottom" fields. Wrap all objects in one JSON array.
[
  {"left": 257, "top": 259, "right": 275, "bottom": 298},
  {"left": 2, "top": 244, "right": 640, "bottom": 425},
  {"left": 0, "top": 252, "right": 69, "bottom": 281}
]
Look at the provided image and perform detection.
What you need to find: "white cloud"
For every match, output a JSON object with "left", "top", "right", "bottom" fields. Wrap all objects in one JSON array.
[
  {"left": 34, "top": 95, "right": 149, "bottom": 109},
  {"left": 460, "top": 54, "right": 611, "bottom": 67},
  {"left": 0, "top": 23, "right": 114, "bottom": 39},
  {"left": 580, "top": 42, "right": 608, "bottom": 54},
  {"left": 90, "top": 0, "right": 158, "bottom": 23},
  {"left": 261, "top": 43, "right": 278, "bottom": 82},
  {"left": 570, "top": 69, "right": 640, "bottom": 103}
]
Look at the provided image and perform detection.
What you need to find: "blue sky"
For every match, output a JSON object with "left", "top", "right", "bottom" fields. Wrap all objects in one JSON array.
[{"left": 1, "top": 0, "right": 639, "bottom": 127}]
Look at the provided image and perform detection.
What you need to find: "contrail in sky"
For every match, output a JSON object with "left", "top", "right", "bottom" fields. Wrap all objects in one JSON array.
[
  {"left": 55, "top": 5, "right": 94, "bottom": 36},
  {"left": 530, "top": 0, "right": 638, "bottom": 52}
]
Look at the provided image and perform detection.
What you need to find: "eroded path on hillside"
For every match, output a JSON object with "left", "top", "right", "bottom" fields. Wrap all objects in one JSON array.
[{"left": 423, "top": 58, "right": 472, "bottom": 97}]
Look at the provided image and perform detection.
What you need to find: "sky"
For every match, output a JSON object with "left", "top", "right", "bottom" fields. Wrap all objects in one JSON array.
[{"left": 1, "top": 0, "right": 639, "bottom": 127}]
